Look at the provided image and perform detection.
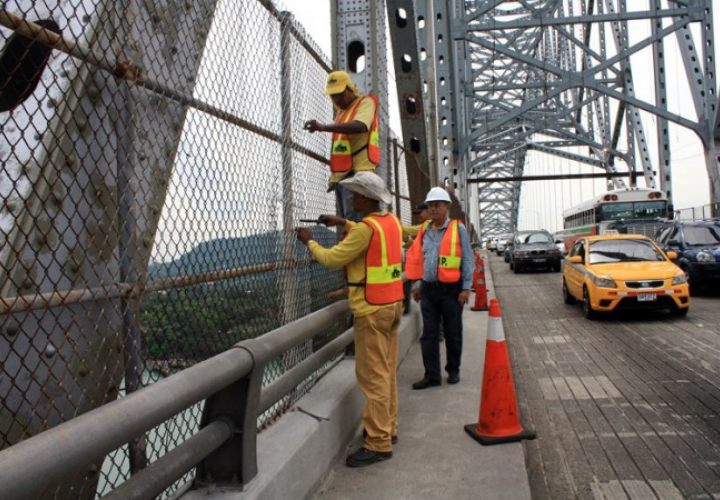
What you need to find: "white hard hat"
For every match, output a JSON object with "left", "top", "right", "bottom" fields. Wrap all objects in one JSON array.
[
  {"left": 424, "top": 187, "right": 451, "bottom": 203},
  {"left": 340, "top": 172, "right": 392, "bottom": 204}
]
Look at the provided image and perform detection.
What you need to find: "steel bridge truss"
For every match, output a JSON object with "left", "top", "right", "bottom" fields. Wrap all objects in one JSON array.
[{"left": 444, "top": 0, "right": 719, "bottom": 237}]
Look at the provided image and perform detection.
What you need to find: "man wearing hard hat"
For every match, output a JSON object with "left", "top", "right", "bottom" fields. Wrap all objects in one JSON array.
[
  {"left": 304, "top": 71, "right": 380, "bottom": 220},
  {"left": 297, "top": 172, "right": 403, "bottom": 468},
  {"left": 405, "top": 187, "right": 474, "bottom": 389}
]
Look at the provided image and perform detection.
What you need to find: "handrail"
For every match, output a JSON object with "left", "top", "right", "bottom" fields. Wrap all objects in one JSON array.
[{"left": 0, "top": 300, "right": 351, "bottom": 500}]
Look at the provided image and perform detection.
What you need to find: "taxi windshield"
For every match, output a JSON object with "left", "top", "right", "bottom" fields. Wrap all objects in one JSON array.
[{"left": 588, "top": 239, "right": 664, "bottom": 264}]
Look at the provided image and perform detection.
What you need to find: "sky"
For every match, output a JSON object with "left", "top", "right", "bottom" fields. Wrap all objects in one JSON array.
[{"left": 281, "top": 1, "right": 718, "bottom": 232}]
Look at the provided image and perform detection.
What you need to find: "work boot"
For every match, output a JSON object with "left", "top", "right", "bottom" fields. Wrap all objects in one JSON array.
[
  {"left": 412, "top": 377, "right": 441, "bottom": 390},
  {"left": 346, "top": 447, "right": 392, "bottom": 468}
]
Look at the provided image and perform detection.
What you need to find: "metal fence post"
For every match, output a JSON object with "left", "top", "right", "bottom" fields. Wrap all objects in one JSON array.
[
  {"left": 393, "top": 138, "right": 401, "bottom": 218},
  {"left": 194, "top": 361, "right": 263, "bottom": 487}
]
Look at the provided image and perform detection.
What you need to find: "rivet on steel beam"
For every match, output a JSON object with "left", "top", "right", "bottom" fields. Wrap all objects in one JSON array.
[{"left": 45, "top": 344, "right": 57, "bottom": 358}]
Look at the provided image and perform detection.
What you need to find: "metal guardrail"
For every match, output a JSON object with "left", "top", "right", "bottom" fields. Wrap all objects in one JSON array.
[
  {"left": 674, "top": 203, "right": 720, "bottom": 220},
  {"left": 0, "top": 300, "right": 351, "bottom": 500}
]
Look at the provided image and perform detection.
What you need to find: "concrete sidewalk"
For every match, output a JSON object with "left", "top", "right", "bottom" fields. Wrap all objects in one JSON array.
[{"left": 314, "top": 254, "right": 531, "bottom": 500}]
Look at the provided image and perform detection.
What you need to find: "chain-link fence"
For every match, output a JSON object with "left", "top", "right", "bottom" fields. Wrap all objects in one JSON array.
[{"left": 1, "top": 1, "right": 413, "bottom": 498}]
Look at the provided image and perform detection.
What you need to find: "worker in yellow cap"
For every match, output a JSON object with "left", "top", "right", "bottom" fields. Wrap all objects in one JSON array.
[{"left": 304, "top": 70, "right": 380, "bottom": 221}]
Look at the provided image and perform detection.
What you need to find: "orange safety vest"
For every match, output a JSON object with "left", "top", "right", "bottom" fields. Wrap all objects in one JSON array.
[
  {"left": 347, "top": 213, "right": 404, "bottom": 305},
  {"left": 405, "top": 219, "right": 463, "bottom": 283},
  {"left": 330, "top": 95, "right": 380, "bottom": 173}
]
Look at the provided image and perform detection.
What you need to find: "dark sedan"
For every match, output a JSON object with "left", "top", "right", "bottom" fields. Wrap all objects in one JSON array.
[
  {"left": 509, "top": 230, "right": 563, "bottom": 273},
  {"left": 655, "top": 220, "right": 720, "bottom": 292}
]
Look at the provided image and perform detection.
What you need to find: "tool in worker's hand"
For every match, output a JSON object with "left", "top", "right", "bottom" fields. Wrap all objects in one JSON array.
[{"left": 299, "top": 218, "right": 324, "bottom": 224}]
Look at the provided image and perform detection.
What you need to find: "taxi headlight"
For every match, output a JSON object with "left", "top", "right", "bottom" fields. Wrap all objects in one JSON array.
[
  {"left": 672, "top": 274, "right": 688, "bottom": 285},
  {"left": 592, "top": 276, "right": 617, "bottom": 288},
  {"left": 697, "top": 251, "right": 715, "bottom": 263}
]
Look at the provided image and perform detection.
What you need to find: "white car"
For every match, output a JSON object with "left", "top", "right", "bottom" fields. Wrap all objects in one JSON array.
[{"left": 496, "top": 233, "right": 513, "bottom": 256}]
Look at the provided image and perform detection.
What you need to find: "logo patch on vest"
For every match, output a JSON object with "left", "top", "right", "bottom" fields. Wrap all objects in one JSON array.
[{"left": 333, "top": 144, "right": 348, "bottom": 153}]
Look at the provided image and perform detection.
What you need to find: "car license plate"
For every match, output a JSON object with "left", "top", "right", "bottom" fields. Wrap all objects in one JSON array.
[
  {"left": 637, "top": 293, "right": 657, "bottom": 302},
  {"left": 532, "top": 258, "right": 545, "bottom": 263}
]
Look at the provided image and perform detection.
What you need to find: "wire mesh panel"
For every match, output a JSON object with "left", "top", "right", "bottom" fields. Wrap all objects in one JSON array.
[{"left": 0, "top": 0, "right": 403, "bottom": 497}]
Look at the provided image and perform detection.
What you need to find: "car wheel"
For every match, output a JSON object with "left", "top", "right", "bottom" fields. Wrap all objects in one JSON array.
[
  {"left": 504, "top": 254, "right": 509, "bottom": 263},
  {"left": 509, "top": 261, "right": 514, "bottom": 270},
  {"left": 583, "top": 286, "right": 598, "bottom": 320},
  {"left": 671, "top": 306, "right": 689, "bottom": 317},
  {"left": 563, "top": 279, "right": 576, "bottom": 304}
]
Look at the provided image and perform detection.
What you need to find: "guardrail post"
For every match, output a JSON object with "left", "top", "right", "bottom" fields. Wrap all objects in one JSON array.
[{"left": 194, "top": 360, "right": 263, "bottom": 487}]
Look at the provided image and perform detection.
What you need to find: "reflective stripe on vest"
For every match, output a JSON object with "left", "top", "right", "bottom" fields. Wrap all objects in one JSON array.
[
  {"left": 404, "top": 220, "right": 463, "bottom": 283},
  {"left": 330, "top": 95, "right": 380, "bottom": 173},
  {"left": 438, "top": 220, "right": 462, "bottom": 282},
  {"left": 365, "top": 95, "right": 380, "bottom": 166},
  {"left": 361, "top": 214, "right": 404, "bottom": 305}
]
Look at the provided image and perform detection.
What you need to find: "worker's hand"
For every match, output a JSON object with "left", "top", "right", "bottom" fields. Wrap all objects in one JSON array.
[
  {"left": 458, "top": 290, "right": 471, "bottom": 306},
  {"left": 412, "top": 288, "right": 422, "bottom": 302},
  {"left": 297, "top": 227, "right": 313, "bottom": 245},
  {"left": 328, "top": 287, "right": 349, "bottom": 301},
  {"left": 303, "top": 120, "right": 324, "bottom": 133},
  {"left": 318, "top": 214, "right": 347, "bottom": 227}
]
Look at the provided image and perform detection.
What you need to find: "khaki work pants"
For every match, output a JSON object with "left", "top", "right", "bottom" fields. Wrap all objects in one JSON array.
[{"left": 353, "top": 301, "right": 404, "bottom": 453}]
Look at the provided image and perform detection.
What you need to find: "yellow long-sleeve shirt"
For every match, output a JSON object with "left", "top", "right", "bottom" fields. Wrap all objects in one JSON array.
[{"left": 307, "top": 211, "right": 398, "bottom": 318}]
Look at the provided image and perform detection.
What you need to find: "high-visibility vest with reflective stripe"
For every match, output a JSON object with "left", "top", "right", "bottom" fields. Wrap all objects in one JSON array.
[
  {"left": 330, "top": 95, "right": 380, "bottom": 173},
  {"left": 359, "top": 213, "right": 404, "bottom": 305},
  {"left": 364, "top": 95, "right": 381, "bottom": 165},
  {"left": 405, "top": 219, "right": 463, "bottom": 283}
]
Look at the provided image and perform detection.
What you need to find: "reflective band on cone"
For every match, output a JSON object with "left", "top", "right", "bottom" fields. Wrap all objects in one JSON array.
[{"left": 464, "top": 299, "right": 536, "bottom": 445}]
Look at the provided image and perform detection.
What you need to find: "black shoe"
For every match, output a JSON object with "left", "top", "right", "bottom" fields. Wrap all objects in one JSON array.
[
  {"left": 346, "top": 447, "right": 392, "bottom": 468},
  {"left": 363, "top": 428, "right": 398, "bottom": 444},
  {"left": 447, "top": 373, "right": 460, "bottom": 384},
  {"left": 412, "top": 377, "right": 441, "bottom": 390}
]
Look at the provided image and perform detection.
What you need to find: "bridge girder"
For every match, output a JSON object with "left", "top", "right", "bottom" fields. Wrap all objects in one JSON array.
[{"left": 441, "top": 0, "right": 718, "bottom": 238}]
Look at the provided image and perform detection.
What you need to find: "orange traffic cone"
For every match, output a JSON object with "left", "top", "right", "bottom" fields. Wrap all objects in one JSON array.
[
  {"left": 471, "top": 252, "right": 489, "bottom": 311},
  {"left": 465, "top": 299, "right": 535, "bottom": 445}
]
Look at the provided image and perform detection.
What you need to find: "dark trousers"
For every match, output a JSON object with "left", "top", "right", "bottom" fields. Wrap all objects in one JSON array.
[{"left": 420, "top": 280, "right": 463, "bottom": 382}]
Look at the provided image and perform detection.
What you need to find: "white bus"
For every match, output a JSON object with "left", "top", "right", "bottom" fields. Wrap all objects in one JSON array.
[{"left": 556, "top": 188, "right": 669, "bottom": 252}]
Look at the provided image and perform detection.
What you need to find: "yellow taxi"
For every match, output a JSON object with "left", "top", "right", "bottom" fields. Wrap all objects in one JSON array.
[{"left": 562, "top": 234, "right": 690, "bottom": 319}]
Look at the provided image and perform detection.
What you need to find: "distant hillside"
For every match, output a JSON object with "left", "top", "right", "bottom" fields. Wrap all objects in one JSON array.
[{"left": 147, "top": 227, "right": 338, "bottom": 280}]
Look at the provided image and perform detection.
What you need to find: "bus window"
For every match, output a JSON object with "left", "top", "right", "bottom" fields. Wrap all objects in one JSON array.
[
  {"left": 600, "top": 203, "right": 633, "bottom": 220},
  {"left": 633, "top": 201, "right": 666, "bottom": 219}
]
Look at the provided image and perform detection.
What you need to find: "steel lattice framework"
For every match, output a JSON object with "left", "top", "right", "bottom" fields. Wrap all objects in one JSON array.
[{"left": 441, "top": 0, "right": 719, "bottom": 238}]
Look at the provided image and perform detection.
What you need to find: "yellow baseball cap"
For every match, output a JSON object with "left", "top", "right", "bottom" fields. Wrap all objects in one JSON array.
[{"left": 324, "top": 71, "right": 357, "bottom": 96}]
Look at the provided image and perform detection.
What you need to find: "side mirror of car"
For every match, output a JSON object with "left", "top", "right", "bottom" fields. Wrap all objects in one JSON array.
[
  {"left": 666, "top": 251, "right": 678, "bottom": 260},
  {"left": 569, "top": 255, "right": 583, "bottom": 264}
]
